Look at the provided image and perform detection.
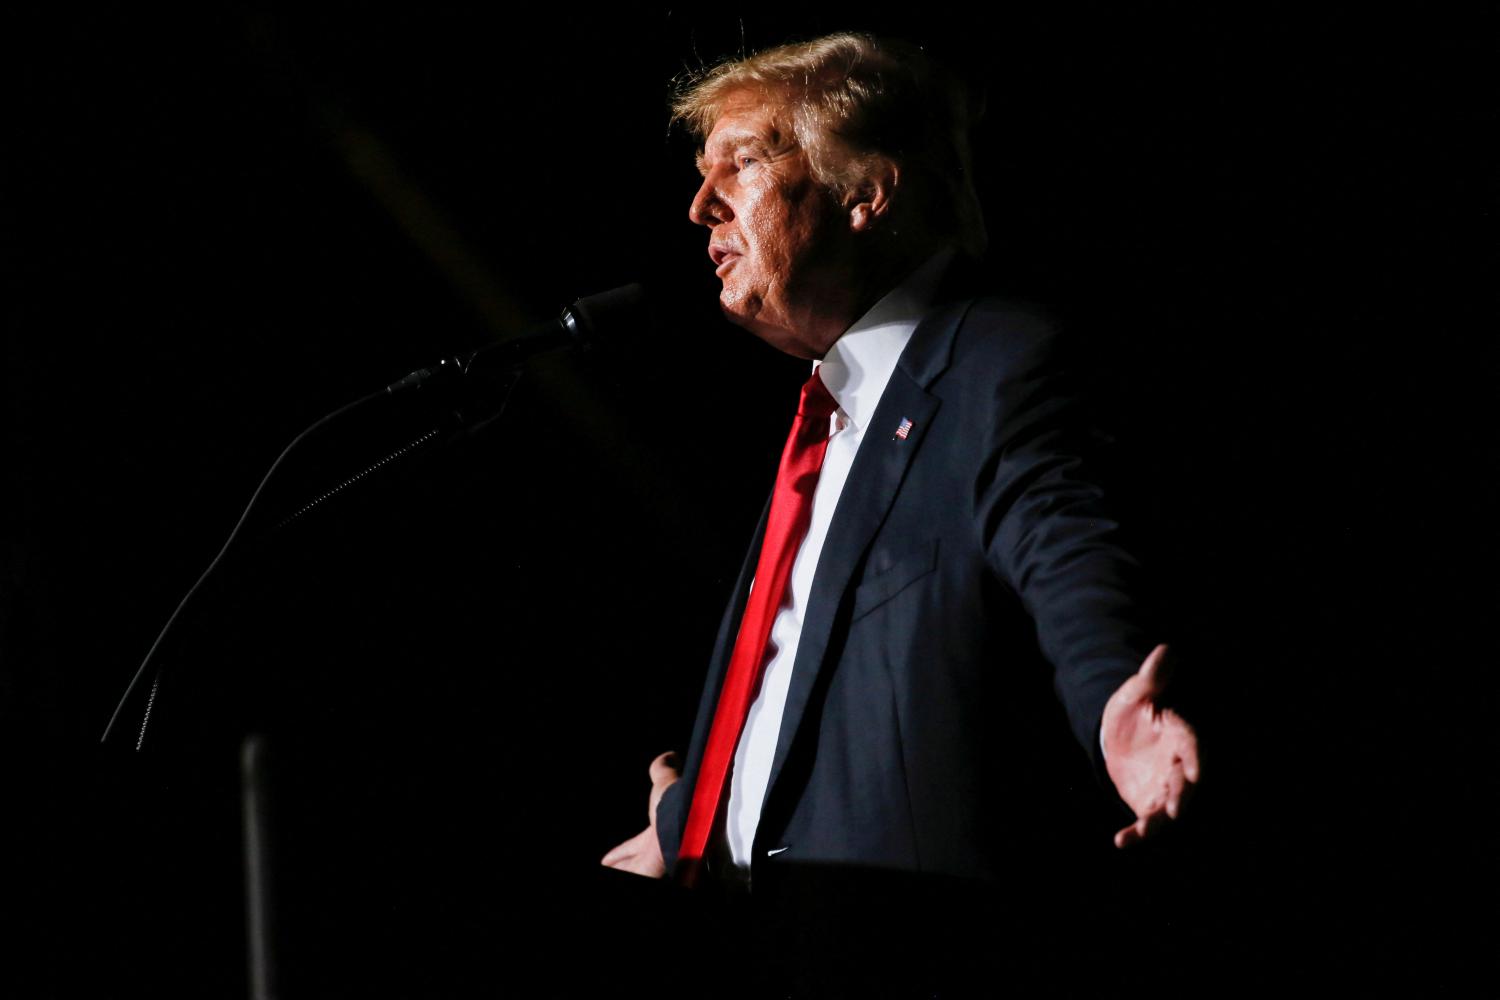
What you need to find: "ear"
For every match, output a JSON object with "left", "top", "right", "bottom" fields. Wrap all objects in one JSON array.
[{"left": 847, "top": 158, "right": 899, "bottom": 234}]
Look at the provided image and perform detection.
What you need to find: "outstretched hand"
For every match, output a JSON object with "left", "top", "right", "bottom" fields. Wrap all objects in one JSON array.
[
  {"left": 1101, "top": 644, "right": 1200, "bottom": 848},
  {"left": 600, "top": 751, "right": 681, "bottom": 878}
]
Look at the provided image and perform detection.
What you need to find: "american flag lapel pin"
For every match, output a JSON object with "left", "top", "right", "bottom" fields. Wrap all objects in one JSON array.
[{"left": 893, "top": 417, "right": 913, "bottom": 441}]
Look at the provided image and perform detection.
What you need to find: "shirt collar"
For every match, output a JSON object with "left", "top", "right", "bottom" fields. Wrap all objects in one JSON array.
[{"left": 814, "top": 246, "right": 956, "bottom": 432}]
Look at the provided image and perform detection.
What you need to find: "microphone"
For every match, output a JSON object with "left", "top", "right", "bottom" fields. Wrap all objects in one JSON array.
[{"left": 385, "top": 283, "right": 648, "bottom": 393}]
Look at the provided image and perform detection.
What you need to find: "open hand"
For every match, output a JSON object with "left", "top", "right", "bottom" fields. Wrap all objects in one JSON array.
[{"left": 1101, "top": 644, "right": 1201, "bottom": 848}]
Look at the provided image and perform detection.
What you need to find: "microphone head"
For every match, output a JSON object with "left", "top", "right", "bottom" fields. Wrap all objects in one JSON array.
[{"left": 566, "top": 283, "right": 650, "bottom": 345}]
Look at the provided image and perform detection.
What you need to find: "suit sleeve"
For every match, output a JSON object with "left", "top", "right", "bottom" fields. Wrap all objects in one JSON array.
[
  {"left": 655, "top": 773, "right": 686, "bottom": 871},
  {"left": 970, "top": 312, "right": 1156, "bottom": 775}
]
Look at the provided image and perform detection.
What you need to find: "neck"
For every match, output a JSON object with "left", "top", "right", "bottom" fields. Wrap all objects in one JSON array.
[{"left": 804, "top": 242, "right": 945, "bottom": 358}]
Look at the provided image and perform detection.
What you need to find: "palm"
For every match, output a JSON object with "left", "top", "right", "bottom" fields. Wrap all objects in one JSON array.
[{"left": 1101, "top": 644, "right": 1201, "bottom": 848}]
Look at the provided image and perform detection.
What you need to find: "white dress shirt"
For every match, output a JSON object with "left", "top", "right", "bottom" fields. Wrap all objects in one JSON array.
[{"left": 724, "top": 249, "right": 955, "bottom": 869}]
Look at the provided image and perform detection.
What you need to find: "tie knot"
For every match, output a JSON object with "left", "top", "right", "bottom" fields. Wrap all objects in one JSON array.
[{"left": 797, "top": 368, "right": 839, "bottom": 420}]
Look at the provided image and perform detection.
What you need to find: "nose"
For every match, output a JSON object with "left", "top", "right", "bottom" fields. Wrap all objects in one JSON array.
[{"left": 689, "top": 175, "right": 730, "bottom": 227}]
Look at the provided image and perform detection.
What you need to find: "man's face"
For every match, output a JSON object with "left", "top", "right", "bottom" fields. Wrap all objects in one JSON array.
[{"left": 689, "top": 91, "right": 855, "bottom": 358}]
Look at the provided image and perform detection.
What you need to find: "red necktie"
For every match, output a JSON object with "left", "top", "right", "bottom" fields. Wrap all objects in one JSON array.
[{"left": 677, "top": 368, "right": 839, "bottom": 886}]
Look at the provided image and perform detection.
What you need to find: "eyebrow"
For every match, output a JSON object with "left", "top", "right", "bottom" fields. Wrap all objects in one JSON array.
[{"left": 696, "top": 129, "right": 778, "bottom": 175}]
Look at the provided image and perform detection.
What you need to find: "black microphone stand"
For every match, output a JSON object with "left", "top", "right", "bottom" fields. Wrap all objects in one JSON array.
[{"left": 98, "top": 285, "right": 640, "bottom": 749}]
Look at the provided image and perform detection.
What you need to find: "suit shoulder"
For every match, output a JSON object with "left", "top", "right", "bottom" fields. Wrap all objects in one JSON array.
[{"left": 949, "top": 294, "right": 1077, "bottom": 373}]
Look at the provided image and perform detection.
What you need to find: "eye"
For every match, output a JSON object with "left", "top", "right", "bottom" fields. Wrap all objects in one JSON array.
[{"left": 738, "top": 155, "right": 757, "bottom": 169}]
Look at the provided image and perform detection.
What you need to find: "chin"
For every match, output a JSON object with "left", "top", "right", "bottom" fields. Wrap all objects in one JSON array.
[{"left": 717, "top": 282, "right": 755, "bottom": 324}]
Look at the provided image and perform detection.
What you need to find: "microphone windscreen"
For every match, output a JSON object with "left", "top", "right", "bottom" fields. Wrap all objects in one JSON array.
[{"left": 570, "top": 283, "right": 650, "bottom": 342}]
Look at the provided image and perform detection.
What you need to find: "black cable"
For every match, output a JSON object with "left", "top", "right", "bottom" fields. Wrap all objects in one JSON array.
[{"left": 99, "top": 388, "right": 386, "bottom": 747}]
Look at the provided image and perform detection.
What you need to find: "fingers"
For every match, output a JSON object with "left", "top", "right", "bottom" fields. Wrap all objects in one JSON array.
[
  {"left": 1160, "top": 707, "right": 1202, "bottom": 793},
  {"left": 1115, "top": 753, "right": 1199, "bottom": 848},
  {"left": 607, "top": 854, "right": 663, "bottom": 877},
  {"left": 1113, "top": 814, "right": 1151, "bottom": 849},
  {"left": 601, "top": 827, "right": 642, "bottom": 867},
  {"left": 601, "top": 826, "right": 667, "bottom": 878},
  {"left": 601, "top": 826, "right": 654, "bottom": 867},
  {"left": 1176, "top": 719, "right": 1202, "bottom": 783},
  {"left": 600, "top": 840, "right": 631, "bottom": 867},
  {"left": 1165, "top": 760, "right": 1186, "bottom": 819}
]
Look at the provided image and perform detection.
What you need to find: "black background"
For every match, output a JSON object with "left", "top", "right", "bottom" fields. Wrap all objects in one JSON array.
[{"left": 3, "top": 6, "right": 1494, "bottom": 996}]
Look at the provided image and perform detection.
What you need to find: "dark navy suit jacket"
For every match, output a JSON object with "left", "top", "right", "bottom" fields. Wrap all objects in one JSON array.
[{"left": 656, "top": 281, "right": 1154, "bottom": 886}]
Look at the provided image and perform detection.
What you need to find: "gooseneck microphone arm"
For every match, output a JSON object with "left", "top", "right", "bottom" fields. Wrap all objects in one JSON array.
[
  {"left": 100, "top": 284, "right": 647, "bottom": 748},
  {"left": 99, "top": 386, "right": 386, "bottom": 747}
]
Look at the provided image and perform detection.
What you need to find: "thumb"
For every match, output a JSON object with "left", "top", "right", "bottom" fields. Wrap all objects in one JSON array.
[
  {"left": 1138, "top": 643, "right": 1173, "bottom": 697},
  {"left": 649, "top": 751, "right": 682, "bottom": 786}
]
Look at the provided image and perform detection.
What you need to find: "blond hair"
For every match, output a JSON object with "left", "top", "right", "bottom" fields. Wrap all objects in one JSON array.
[{"left": 672, "top": 33, "right": 987, "bottom": 256}]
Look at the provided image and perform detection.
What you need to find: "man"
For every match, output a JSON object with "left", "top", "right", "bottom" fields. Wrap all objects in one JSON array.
[{"left": 603, "top": 32, "right": 1198, "bottom": 892}]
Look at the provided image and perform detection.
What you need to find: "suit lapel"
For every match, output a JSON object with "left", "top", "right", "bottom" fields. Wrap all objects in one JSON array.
[{"left": 760, "top": 296, "right": 974, "bottom": 823}]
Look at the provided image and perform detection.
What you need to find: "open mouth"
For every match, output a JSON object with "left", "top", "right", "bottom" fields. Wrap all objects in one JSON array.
[{"left": 709, "top": 244, "right": 742, "bottom": 275}]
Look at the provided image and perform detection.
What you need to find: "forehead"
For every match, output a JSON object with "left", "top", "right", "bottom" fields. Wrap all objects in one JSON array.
[{"left": 701, "top": 91, "right": 795, "bottom": 156}]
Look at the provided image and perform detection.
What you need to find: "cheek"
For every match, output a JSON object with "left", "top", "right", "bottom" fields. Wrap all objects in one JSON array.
[
  {"left": 743, "top": 208, "right": 790, "bottom": 270},
  {"left": 766, "top": 217, "right": 829, "bottom": 297},
  {"left": 741, "top": 190, "right": 805, "bottom": 277},
  {"left": 753, "top": 227, "right": 812, "bottom": 307}
]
